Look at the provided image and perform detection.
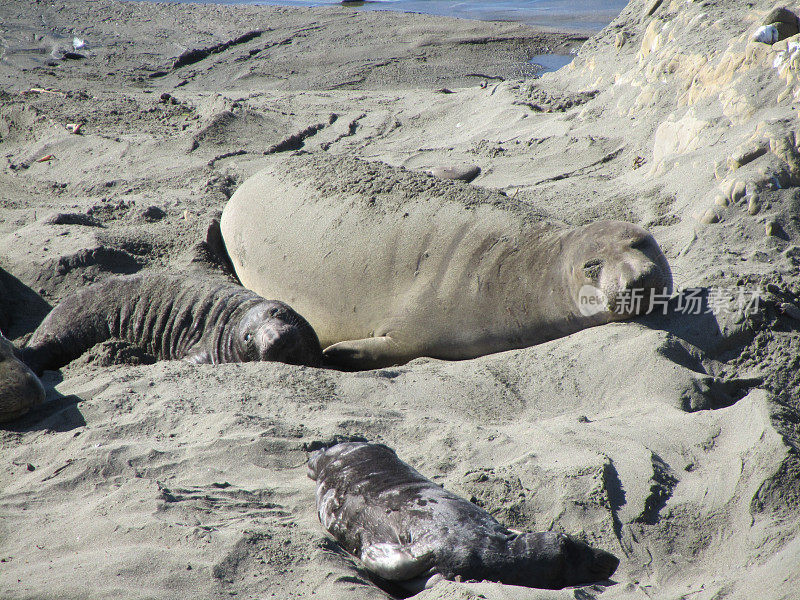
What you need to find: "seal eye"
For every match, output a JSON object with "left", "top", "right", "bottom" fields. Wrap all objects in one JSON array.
[
  {"left": 244, "top": 333, "right": 252, "bottom": 343},
  {"left": 582, "top": 259, "right": 603, "bottom": 280}
]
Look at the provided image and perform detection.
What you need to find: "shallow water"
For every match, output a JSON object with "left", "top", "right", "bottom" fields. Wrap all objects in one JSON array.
[
  {"left": 528, "top": 51, "right": 575, "bottom": 73},
  {"left": 123, "top": 0, "right": 628, "bottom": 31}
]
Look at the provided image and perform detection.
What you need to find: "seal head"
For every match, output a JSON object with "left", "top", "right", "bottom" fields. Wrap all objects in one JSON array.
[
  {"left": 562, "top": 221, "right": 673, "bottom": 321},
  {"left": 233, "top": 301, "right": 323, "bottom": 367},
  {"left": 504, "top": 531, "right": 619, "bottom": 589}
]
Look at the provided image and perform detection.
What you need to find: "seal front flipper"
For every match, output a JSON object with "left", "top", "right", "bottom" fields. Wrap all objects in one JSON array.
[
  {"left": 359, "top": 542, "right": 434, "bottom": 581},
  {"left": 183, "top": 349, "right": 212, "bottom": 364},
  {"left": 323, "top": 336, "right": 404, "bottom": 370},
  {"left": 398, "top": 573, "right": 444, "bottom": 595}
]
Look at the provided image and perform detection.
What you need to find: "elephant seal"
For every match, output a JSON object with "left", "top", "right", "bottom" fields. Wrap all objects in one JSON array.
[
  {"left": 308, "top": 442, "right": 619, "bottom": 592},
  {"left": 221, "top": 154, "right": 673, "bottom": 369},
  {"left": 0, "top": 330, "right": 45, "bottom": 422},
  {"left": 21, "top": 273, "right": 322, "bottom": 375}
]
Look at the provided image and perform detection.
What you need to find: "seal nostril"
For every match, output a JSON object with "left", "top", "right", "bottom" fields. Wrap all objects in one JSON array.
[
  {"left": 261, "top": 328, "right": 308, "bottom": 361},
  {"left": 626, "top": 263, "right": 662, "bottom": 290}
]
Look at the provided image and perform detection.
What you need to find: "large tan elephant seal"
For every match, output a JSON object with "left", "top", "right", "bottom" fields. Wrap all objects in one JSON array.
[{"left": 221, "top": 154, "right": 672, "bottom": 369}]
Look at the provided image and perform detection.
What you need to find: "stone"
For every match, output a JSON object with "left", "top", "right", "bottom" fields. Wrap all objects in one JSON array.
[
  {"left": 753, "top": 25, "right": 779, "bottom": 44},
  {"left": 728, "top": 143, "right": 769, "bottom": 170},
  {"left": 765, "top": 220, "right": 779, "bottom": 236},
  {"left": 428, "top": 164, "right": 481, "bottom": 182},
  {"left": 764, "top": 7, "right": 799, "bottom": 28},
  {"left": 747, "top": 195, "right": 762, "bottom": 215},
  {"left": 700, "top": 208, "right": 721, "bottom": 224},
  {"left": 645, "top": 0, "right": 663, "bottom": 17},
  {"left": 140, "top": 206, "right": 166, "bottom": 222},
  {"left": 779, "top": 302, "right": 800, "bottom": 320},
  {"left": 732, "top": 181, "right": 747, "bottom": 202},
  {"left": 653, "top": 114, "right": 708, "bottom": 164}
]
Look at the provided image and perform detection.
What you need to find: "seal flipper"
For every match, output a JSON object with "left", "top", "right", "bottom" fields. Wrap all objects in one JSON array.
[
  {"left": 395, "top": 572, "right": 443, "bottom": 595},
  {"left": 323, "top": 336, "right": 405, "bottom": 370},
  {"left": 183, "top": 349, "right": 213, "bottom": 364},
  {"left": 359, "top": 542, "right": 434, "bottom": 581}
]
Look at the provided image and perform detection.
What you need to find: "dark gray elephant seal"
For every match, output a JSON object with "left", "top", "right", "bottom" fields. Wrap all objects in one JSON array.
[
  {"left": 307, "top": 442, "right": 619, "bottom": 592},
  {"left": 21, "top": 273, "right": 322, "bottom": 375},
  {"left": 0, "top": 331, "right": 45, "bottom": 422},
  {"left": 221, "top": 154, "right": 672, "bottom": 370}
]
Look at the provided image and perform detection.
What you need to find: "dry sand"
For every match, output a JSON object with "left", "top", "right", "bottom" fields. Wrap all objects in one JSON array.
[{"left": 1, "top": 0, "right": 799, "bottom": 599}]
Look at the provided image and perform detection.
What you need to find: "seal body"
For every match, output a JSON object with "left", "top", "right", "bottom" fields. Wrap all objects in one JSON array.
[
  {"left": 308, "top": 442, "right": 619, "bottom": 591},
  {"left": 221, "top": 154, "right": 672, "bottom": 370},
  {"left": 21, "top": 273, "right": 322, "bottom": 374},
  {"left": 0, "top": 331, "right": 45, "bottom": 422}
]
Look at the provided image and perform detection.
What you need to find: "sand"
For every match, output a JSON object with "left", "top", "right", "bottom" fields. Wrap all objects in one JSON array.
[{"left": 1, "top": 0, "right": 799, "bottom": 599}]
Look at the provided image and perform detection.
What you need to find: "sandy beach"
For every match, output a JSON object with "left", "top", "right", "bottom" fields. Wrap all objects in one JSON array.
[{"left": 1, "top": 0, "right": 799, "bottom": 598}]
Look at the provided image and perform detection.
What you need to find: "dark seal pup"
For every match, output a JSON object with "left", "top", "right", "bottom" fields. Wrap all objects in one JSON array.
[
  {"left": 307, "top": 442, "right": 619, "bottom": 592},
  {"left": 21, "top": 274, "right": 323, "bottom": 375}
]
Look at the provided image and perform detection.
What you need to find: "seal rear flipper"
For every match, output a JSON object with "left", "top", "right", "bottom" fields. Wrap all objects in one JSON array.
[
  {"left": 0, "top": 337, "right": 45, "bottom": 422},
  {"left": 359, "top": 542, "right": 433, "bottom": 581},
  {"left": 185, "top": 215, "right": 238, "bottom": 277},
  {"left": 323, "top": 336, "right": 406, "bottom": 370}
]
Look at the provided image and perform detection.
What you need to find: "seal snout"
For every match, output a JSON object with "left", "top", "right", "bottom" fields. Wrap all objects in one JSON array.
[
  {"left": 603, "top": 235, "right": 673, "bottom": 317},
  {"left": 557, "top": 536, "right": 619, "bottom": 588},
  {"left": 255, "top": 320, "right": 322, "bottom": 366},
  {"left": 239, "top": 302, "right": 323, "bottom": 366},
  {"left": 570, "top": 221, "right": 672, "bottom": 321},
  {"left": 621, "top": 260, "right": 670, "bottom": 295},
  {"left": 257, "top": 321, "right": 296, "bottom": 354},
  {"left": 306, "top": 448, "right": 327, "bottom": 480},
  {"left": 593, "top": 259, "right": 671, "bottom": 318}
]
